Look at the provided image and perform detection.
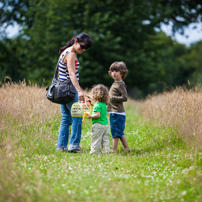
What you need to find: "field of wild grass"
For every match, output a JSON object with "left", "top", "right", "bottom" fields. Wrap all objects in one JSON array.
[{"left": 0, "top": 82, "right": 202, "bottom": 202}]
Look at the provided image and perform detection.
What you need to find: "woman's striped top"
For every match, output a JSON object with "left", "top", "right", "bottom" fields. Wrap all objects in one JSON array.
[{"left": 58, "top": 50, "right": 80, "bottom": 82}]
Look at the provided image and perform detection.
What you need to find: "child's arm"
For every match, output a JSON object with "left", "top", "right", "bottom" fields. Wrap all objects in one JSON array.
[
  {"left": 86, "top": 112, "right": 100, "bottom": 119},
  {"left": 110, "top": 94, "right": 127, "bottom": 102},
  {"left": 85, "top": 94, "right": 92, "bottom": 100},
  {"left": 85, "top": 95, "right": 94, "bottom": 105}
]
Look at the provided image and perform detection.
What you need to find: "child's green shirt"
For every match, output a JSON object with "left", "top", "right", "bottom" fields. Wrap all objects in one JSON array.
[{"left": 92, "top": 102, "right": 108, "bottom": 125}]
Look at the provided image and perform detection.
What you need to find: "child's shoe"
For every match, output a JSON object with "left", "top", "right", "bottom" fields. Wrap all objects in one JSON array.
[{"left": 124, "top": 149, "right": 131, "bottom": 152}]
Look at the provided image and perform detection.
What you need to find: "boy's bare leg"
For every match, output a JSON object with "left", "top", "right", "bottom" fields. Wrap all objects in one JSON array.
[
  {"left": 112, "top": 137, "right": 119, "bottom": 152},
  {"left": 120, "top": 135, "right": 130, "bottom": 152}
]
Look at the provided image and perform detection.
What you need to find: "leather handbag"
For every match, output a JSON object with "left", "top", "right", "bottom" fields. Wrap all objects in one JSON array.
[{"left": 46, "top": 62, "right": 77, "bottom": 104}]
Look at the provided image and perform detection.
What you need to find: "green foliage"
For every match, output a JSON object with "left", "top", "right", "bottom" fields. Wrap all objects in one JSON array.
[
  {"left": 140, "top": 33, "right": 202, "bottom": 95},
  {"left": 0, "top": 0, "right": 202, "bottom": 96},
  {"left": 188, "top": 41, "right": 202, "bottom": 85},
  {"left": 0, "top": 38, "right": 25, "bottom": 83}
]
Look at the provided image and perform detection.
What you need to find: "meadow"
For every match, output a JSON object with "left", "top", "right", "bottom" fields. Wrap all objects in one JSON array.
[{"left": 0, "top": 81, "right": 202, "bottom": 202}]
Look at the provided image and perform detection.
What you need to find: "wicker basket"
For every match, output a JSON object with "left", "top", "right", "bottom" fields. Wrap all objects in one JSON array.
[{"left": 71, "top": 101, "right": 92, "bottom": 118}]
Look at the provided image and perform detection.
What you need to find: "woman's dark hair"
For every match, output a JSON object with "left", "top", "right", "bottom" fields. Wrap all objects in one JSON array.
[{"left": 59, "top": 32, "right": 92, "bottom": 54}]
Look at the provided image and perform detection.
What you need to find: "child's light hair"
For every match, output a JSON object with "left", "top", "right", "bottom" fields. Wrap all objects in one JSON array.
[
  {"left": 108, "top": 61, "right": 128, "bottom": 79},
  {"left": 91, "top": 84, "right": 109, "bottom": 103}
]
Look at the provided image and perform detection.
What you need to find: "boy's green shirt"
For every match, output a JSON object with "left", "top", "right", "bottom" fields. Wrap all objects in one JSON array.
[{"left": 92, "top": 102, "right": 108, "bottom": 125}]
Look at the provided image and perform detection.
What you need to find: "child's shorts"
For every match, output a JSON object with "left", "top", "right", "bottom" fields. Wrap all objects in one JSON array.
[{"left": 110, "top": 113, "right": 126, "bottom": 138}]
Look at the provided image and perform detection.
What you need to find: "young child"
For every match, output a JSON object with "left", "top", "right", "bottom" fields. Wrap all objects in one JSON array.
[
  {"left": 86, "top": 84, "right": 111, "bottom": 155},
  {"left": 107, "top": 61, "right": 130, "bottom": 152}
]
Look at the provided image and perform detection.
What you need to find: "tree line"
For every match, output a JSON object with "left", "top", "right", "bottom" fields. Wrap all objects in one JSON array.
[{"left": 1, "top": 0, "right": 202, "bottom": 98}]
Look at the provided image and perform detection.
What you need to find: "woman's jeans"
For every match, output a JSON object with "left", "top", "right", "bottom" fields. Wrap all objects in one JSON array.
[{"left": 57, "top": 93, "right": 82, "bottom": 151}]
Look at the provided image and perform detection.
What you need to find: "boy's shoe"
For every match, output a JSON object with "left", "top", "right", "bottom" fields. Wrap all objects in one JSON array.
[{"left": 124, "top": 149, "right": 131, "bottom": 152}]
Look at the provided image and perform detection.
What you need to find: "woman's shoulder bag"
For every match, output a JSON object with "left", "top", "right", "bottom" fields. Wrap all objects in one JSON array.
[{"left": 46, "top": 62, "right": 77, "bottom": 104}]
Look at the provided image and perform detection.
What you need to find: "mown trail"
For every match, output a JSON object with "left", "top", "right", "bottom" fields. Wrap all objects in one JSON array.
[{"left": 0, "top": 84, "right": 202, "bottom": 202}]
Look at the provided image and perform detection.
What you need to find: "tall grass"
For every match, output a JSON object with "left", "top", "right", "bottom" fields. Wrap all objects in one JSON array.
[
  {"left": 141, "top": 87, "right": 202, "bottom": 148},
  {"left": 0, "top": 81, "right": 59, "bottom": 201},
  {"left": 0, "top": 80, "right": 60, "bottom": 125},
  {"left": 1, "top": 82, "right": 202, "bottom": 202}
]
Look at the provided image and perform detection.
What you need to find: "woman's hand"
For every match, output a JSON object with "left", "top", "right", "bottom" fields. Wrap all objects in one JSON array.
[{"left": 78, "top": 90, "right": 85, "bottom": 102}]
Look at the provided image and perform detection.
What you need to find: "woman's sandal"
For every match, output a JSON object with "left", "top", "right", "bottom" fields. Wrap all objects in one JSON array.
[{"left": 68, "top": 149, "right": 81, "bottom": 153}]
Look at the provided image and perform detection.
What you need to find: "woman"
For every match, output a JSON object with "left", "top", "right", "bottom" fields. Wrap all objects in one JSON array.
[{"left": 57, "top": 32, "right": 92, "bottom": 153}]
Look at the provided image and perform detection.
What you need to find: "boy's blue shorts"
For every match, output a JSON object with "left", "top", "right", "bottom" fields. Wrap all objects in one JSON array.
[{"left": 110, "top": 113, "right": 126, "bottom": 138}]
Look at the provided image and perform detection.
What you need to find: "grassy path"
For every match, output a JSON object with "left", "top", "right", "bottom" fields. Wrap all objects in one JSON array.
[{"left": 1, "top": 103, "right": 202, "bottom": 202}]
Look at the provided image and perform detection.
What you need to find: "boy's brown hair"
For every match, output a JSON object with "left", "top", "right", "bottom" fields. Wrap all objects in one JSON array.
[
  {"left": 91, "top": 84, "right": 109, "bottom": 103},
  {"left": 108, "top": 61, "right": 128, "bottom": 79}
]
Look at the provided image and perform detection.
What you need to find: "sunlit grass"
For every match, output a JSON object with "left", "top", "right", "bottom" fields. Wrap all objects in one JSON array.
[
  {"left": 0, "top": 82, "right": 202, "bottom": 202},
  {"left": 141, "top": 87, "right": 202, "bottom": 148}
]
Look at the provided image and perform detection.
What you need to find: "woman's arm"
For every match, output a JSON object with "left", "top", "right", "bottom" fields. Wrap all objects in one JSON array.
[{"left": 65, "top": 52, "right": 84, "bottom": 101}]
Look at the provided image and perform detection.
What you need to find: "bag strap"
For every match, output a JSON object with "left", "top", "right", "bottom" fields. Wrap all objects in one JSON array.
[
  {"left": 53, "top": 51, "right": 73, "bottom": 80},
  {"left": 53, "top": 60, "right": 59, "bottom": 80}
]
